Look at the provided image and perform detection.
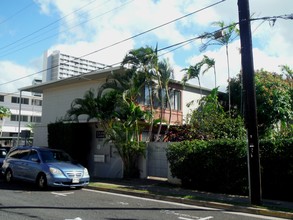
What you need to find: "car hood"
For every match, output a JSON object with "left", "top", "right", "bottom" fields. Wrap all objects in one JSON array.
[{"left": 46, "top": 162, "right": 84, "bottom": 171}]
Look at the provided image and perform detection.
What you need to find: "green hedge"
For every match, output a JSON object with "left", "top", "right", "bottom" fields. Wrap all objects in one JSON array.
[
  {"left": 167, "top": 138, "right": 293, "bottom": 201},
  {"left": 260, "top": 139, "right": 293, "bottom": 201},
  {"left": 47, "top": 122, "right": 92, "bottom": 168}
]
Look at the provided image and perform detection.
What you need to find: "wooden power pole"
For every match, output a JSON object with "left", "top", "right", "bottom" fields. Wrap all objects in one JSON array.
[{"left": 237, "top": 0, "right": 262, "bottom": 205}]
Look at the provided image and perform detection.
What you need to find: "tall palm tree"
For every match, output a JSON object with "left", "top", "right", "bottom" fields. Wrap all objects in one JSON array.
[
  {"left": 121, "top": 46, "right": 158, "bottom": 141},
  {"left": 200, "top": 21, "right": 239, "bottom": 112},
  {"left": 182, "top": 63, "right": 202, "bottom": 97},
  {"left": 155, "top": 58, "right": 174, "bottom": 141},
  {"left": 200, "top": 55, "right": 217, "bottom": 88}
]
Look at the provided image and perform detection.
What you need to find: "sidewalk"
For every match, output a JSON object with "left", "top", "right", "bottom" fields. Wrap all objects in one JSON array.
[{"left": 87, "top": 177, "right": 293, "bottom": 219}]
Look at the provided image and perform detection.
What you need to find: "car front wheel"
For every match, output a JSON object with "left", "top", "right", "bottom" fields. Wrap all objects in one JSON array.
[
  {"left": 36, "top": 173, "right": 47, "bottom": 189},
  {"left": 5, "top": 169, "right": 13, "bottom": 183}
]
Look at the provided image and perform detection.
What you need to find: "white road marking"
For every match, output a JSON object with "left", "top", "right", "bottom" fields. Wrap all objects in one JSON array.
[
  {"left": 83, "top": 189, "right": 287, "bottom": 220},
  {"left": 83, "top": 188, "right": 218, "bottom": 210},
  {"left": 51, "top": 192, "right": 74, "bottom": 197},
  {"left": 65, "top": 218, "right": 82, "bottom": 220}
]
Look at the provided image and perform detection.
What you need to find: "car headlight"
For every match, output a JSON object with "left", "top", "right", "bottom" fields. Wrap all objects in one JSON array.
[
  {"left": 84, "top": 168, "right": 89, "bottom": 176},
  {"left": 49, "top": 167, "right": 62, "bottom": 175}
]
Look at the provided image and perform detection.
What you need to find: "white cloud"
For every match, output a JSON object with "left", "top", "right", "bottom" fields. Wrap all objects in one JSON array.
[
  {"left": 0, "top": 61, "right": 39, "bottom": 93},
  {"left": 2, "top": 0, "right": 293, "bottom": 94}
]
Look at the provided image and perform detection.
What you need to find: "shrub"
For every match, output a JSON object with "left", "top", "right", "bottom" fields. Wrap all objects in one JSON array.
[{"left": 166, "top": 139, "right": 248, "bottom": 195}]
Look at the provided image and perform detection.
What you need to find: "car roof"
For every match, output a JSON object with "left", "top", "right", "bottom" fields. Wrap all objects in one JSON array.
[{"left": 10, "top": 146, "right": 63, "bottom": 152}]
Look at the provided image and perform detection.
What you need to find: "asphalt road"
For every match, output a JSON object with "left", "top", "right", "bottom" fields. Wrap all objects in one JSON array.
[{"left": 0, "top": 179, "right": 289, "bottom": 220}]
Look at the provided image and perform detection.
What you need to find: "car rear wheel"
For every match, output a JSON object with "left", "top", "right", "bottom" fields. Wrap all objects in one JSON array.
[
  {"left": 5, "top": 169, "right": 13, "bottom": 183},
  {"left": 36, "top": 173, "right": 47, "bottom": 189}
]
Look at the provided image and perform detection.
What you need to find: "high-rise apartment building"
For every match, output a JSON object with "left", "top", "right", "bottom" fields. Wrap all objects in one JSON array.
[{"left": 43, "top": 50, "right": 106, "bottom": 82}]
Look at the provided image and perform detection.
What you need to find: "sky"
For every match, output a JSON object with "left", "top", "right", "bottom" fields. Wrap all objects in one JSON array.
[{"left": 0, "top": 0, "right": 292, "bottom": 95}]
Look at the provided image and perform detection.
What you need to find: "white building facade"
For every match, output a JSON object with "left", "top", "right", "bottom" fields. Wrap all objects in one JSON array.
[
  {"left": 43, "top": 50, "right": 107, "bottom": 82},
  {"left": 0, "top": 92, "right": 42, "bottom": 147}
]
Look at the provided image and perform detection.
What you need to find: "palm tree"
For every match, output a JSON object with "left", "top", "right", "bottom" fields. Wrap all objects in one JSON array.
[
  {"left": 155, "top": 58, "right": 174, "bottom": 141},
  {"left": 67, "top": 89, "right": 99, "bottom": 122},
  {"left": 200, "top": 55, "right": 217, "bottom": 88},
  {"left": 0, "top": 106, "right": 11, "bottom": 137},
  {"left": 121, "top": 46, "right": 158, "bottom": 141},
  {"left": 200, "top": 21, "right": 239, "bottom": 112},
  {"left": 182, "top": 63, "right": 202, "bottom": 97}
]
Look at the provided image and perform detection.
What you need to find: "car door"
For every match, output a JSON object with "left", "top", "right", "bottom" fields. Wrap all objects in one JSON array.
[
  {"left": 11, "top": 149, "right": 30, "bottom": 179},
  {"left": 23, "top": 149, "right": 41, "bottom": 181}
]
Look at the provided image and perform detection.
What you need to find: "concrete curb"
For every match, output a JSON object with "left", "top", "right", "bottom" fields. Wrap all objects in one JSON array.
[{"left": 86, "top": 186, "right": 293, "bottom": 219}]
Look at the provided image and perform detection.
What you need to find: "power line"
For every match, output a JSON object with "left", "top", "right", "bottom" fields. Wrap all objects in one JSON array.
[
  {"left": 0, "top": 2, "right": 34, "bottom": 25},
  {"left": 0, "top": 0, "right": 135, "bottom": 58},
  {"left": 0, "top": 0, "right": 226, "bottom": 88},
  {"left": 0, "top": 0, "right": 99, "bottom": 51}
]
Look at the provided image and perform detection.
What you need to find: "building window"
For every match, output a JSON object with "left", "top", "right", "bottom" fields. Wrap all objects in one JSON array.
[
  {"left": 31, "top": 99, "right": 42, "bottom": 106},
  {"left": 170, "top": 90, "right": 181, "bottom": 111},
  {"left": 0, "top": 95, "right": 4, "bottom": 102},
  {"left": 11, "top": 115, "right": 29, "bottom": 122},
  {"left": 11, "top": 97, "right": 29, "bottom": 105},
  {"left": 30, "top": 116, "right": 41, "bottom": 123}
]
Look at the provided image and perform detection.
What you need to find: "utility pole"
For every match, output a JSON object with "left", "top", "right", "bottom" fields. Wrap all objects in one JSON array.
[{"left": 237, "top": 0, "right": 262, "bottom": 205}]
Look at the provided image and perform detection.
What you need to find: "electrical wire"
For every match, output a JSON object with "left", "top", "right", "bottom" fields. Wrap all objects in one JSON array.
[
  {"left": 0, "top": 2, "right": 34, "bottom": 25},
  {"left": 0, "top": 0, "right": 226, "bottom": 89},
  {"left": 0, "top": 0, "right": 100, "bottom": 51}
]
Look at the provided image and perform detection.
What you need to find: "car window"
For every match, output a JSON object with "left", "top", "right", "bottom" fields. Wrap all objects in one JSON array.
[
  {"left": 7, "top": 149, "right": 19, "bottom": 158},
  {"left": 18, "top": 149, "right": 30, "bottom": 160},
  {"left": 7, "top": 149, "right": 30, "bottom": 159},
  {"left": 28, "top": 150, "right": 40, "bottom": 162},
  {"left": 40, "top": 150, "right": 72, "bottom": 163}
]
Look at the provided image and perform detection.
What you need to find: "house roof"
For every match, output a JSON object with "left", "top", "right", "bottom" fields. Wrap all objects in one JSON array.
[
  {"left": 19, "top": 66, "right": 123, "bottom": 93},
  {"left": 20, "top": 65, "right": 213, "bottom": 94}
]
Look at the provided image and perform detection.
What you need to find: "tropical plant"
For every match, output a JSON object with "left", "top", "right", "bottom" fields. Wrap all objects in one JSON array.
[
  {"left": 189, "top": 88, "right": 245, "bottom": 140},
  {"left": 200, "top": 21, "right": 239, "bottom": 111},
  {"left": 155, "top": 58, "right": 174, "bottom": 141},
  {"left": 229, "top": 68, "right": 293, "bottom": 137},
  {"left": 0, "top": 106, "right": 11, "bottom": 137},
  {"left": 200, "top": 55, "right": 217, "bottom": 88},
  {"left": 104, "top": 101, "right": 147, "bottom": 178},
  {"left": 121, "top": 46, "right": 158, "bottom": 141},
  {"left": 182, "top": 63, "right": 202, "bottom": 97},
  {"left": 0, "top": 106, "right": 11, "bottom": 120}
]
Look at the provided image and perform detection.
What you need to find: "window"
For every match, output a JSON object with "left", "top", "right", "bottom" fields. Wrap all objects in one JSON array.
[
  {"left": 30, "top": 116, "right": 41, "bottom": 123},
  {"left": 0, "top": 95, "right": 4, "bottom": 102},
  {"left": 11, "top": 114, "right": 29, "bottom": 122},
  {"left": 31, "top": 99, "right": 42, "bottom": 106},
  {"left": 169, "top": 90, "right": 181, "bottom": 111},
  {"left": 28, "top": 150, "right": 39, "bottom": 162},
  {"left": 11, "top": 97, "right": 29, "bottom": 104}
]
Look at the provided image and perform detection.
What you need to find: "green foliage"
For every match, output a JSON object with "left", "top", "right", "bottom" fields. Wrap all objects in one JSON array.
[
  {"left": 173, "top": 88, "right": 246, "bottom": 140},
  {"left": 255, "top": 70, "right": 293, "bottom": 136},
  {"left": 166, "top": 139, "right": 248, "bottom": 195},
  {"left": 166, "top": 138, "right": 293, "bottom": 201},
  {"left": 104, "top": 114, "right": 146, "bottom": 178},
  {"left": 0, "top": 106, "right": 11, "bottom": 119},
  {"left": 260, "top": 138, "right": 293, "bottom": 201},
  {"left": 230, "top": 68, "right": 293, "bottom": 138}
]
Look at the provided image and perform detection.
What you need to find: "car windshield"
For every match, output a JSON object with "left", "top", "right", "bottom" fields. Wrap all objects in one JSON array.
[
  {"left": 0, "top": 150, "right": 7, "bottom": 158},
  {"left": 39, "top": 150, "right": 72, "bottom": 163}
]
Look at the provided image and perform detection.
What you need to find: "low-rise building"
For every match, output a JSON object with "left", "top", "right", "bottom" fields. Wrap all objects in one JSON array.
[
  {"left": 20, "top": 66, "right": 210, "bottom": 178},
  {"left": 0, "top": 92, "right": 42, "bottom": 147}
]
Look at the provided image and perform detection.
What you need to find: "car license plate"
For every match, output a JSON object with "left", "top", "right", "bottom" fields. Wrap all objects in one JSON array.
[{"left": 72, "top": 178, "right": 80, "bottom": 183}]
